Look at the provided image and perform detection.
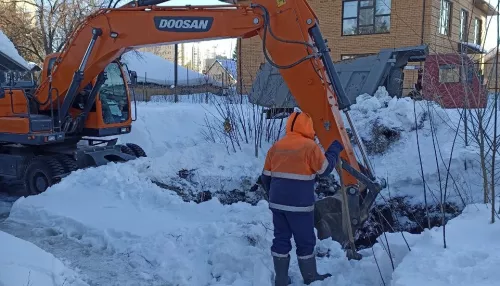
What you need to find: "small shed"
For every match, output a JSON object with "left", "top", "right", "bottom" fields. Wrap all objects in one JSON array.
[{"left": 422, "top": 53, "right": 487, "bottom": 109}]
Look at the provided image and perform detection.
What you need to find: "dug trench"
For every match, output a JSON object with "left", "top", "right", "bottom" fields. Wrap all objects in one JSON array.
[{"left": 151, "top": 168, "right": 463, "bottom": 250}]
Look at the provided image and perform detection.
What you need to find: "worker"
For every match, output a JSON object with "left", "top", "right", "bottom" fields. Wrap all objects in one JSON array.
[{"left": 260, "top": 111, "right": 344, "bottom": 286}]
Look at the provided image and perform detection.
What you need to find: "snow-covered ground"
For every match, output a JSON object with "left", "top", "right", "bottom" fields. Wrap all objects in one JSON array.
[
  {"left": 0, "top": 231, "right": 88, "bottom": 286},
  {"left": 1, "top": 88, "right": 499, "bottom": 285},
  {"left": 391, "top": 202, "right": 500, "bottom": 286}
]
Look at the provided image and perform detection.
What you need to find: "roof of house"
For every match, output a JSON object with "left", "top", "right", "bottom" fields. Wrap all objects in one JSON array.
[
  {"left": 209, "top": 59, "right": 237, "bottom": 80},
  {"left": 122, "top": 51, "right": 222, "bottom": 87},
  {"left": 0, "top": 29, "right": 29, "bottom": 71}
]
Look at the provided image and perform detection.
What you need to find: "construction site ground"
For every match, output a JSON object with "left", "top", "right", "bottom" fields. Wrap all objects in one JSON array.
[{"left": 0, "top": 91, "right": 499, "bottom": 286}]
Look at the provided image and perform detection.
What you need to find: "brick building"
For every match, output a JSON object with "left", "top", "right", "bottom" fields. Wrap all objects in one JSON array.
[{"left": 236, "top": 0, "right": 497, "bottom": 103}]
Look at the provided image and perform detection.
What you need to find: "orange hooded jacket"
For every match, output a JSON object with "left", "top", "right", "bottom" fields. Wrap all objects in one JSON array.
[{"left": 260, "top": 112, "right": 342, "bottom": 212}]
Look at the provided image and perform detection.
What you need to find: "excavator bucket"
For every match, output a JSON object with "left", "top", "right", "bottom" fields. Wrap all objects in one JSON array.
[
  {"left": 314, "top": 194, "right": 354, "bottom": 244},
  {"left": 313, "top": 160, "right": 386, "bottom": 259}
]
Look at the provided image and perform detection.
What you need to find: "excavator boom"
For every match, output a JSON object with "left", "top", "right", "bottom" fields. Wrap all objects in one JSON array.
[{"left": 36, "top": 0, "right": 363, "bottom": 185}]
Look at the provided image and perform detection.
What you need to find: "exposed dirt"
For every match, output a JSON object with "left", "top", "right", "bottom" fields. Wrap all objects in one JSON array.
[
  {"left": 152, "top": 169, "right": 463, "bottom": 251},
  {"left": 354, "top": 196, "right": 462, "bottom": 249}
]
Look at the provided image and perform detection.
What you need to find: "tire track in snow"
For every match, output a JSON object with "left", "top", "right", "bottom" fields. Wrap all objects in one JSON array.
[
  {"left": 0, "top": 220, "right": 168, "bottom": 286},
  {"left": 1, "top": 184, "right": 168, "bottom": 286}
]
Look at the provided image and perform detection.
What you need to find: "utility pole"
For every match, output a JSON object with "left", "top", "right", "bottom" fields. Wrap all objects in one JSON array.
[
  {"left": 174, "top": 44, "right": 179, "bottom": 103},
  {"left": 238, "top": 38, "right": 243, "bottom": 103},
  {"left": 494, "top": 9, "right": 499, "bottom": 217}
]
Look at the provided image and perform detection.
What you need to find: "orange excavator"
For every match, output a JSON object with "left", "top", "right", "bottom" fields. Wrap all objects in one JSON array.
[{"left": 0, "top": 0, "right": 385, "bottom": 257}]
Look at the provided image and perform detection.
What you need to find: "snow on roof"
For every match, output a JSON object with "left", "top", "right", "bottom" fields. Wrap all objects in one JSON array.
[
  {"left": 0, "top": 29, "right": 29, "bottom": 70},
  {"left": 27, "top": 61, "right": 41, "bottom": 70},
  {"left": 121, "top": 51, "right": 222, "bottom": 86},
  {"left": 460, "top": 42, "right": 487, "bottom": 53},
  {"left": 215, "top": 59, "right": 237, "bottom": 80}
]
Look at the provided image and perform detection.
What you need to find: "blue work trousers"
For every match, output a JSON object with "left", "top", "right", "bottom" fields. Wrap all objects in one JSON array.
[{"left": 270, "top": 209, "right": 316, "bottom": 258}]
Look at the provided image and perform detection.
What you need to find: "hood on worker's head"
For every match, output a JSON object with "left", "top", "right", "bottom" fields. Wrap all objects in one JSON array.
[{"left": 285, "top": 111, "right": 315, "bottom": 139}]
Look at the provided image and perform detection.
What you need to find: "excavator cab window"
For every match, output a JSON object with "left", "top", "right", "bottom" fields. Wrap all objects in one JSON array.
[{"left": 99, "top": 62, "right": 129, "bottom": 124}]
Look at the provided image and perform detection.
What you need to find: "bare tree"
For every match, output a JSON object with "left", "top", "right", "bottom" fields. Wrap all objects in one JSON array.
[{"left": 0, "top": 0, "right": 109, "bottom": 63}]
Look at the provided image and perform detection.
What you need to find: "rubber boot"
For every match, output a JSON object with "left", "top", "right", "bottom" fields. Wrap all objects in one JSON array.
[
  {"left": 273, "top": 255, "right": 292, "bottom": 286},
  {"left": 298, "top": 256, "right": 332, "bottom": 285}
]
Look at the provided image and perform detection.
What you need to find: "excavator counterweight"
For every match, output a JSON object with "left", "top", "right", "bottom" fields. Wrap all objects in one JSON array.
[{"left": 0, "top": 0, "right": 385, "bottom": 257}]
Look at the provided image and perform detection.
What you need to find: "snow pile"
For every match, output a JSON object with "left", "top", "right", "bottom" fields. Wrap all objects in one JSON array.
[
  {"left": 8, "top": 159, "right": 498, "bottom": 285},
  {"left": 0, "top": 193, "right": 16, "bottom": 220},
  {"left": 118, "top": 101, "right": 212, "bottom": 157},
  {"left": 349, "top": 86, "right": 448, "bottom": 149},
  {"left": 122, "top": 51, "right": 222, "bottom": 87},
  {"left": 5, "top": 160, "right": 415, "bottom": 286},
  {"left": 392, "top": 202, "right": 500, "bottom": 286},
  {"left": 340, "top": 86, "right": 483, "bottom": 207},
  {"left": 0, "top": 231, "right": 88, "bottom": 286},
  {"left": 5, "top": 164, "right": 273, "bottom": 285},
  {"left": 115, "top": 99, "right": 273, "bottom": 202},
  {"left": 0, "top": 29, "right": 29, "bottom": 70},
  {"left": 117, "top": 89, "right": 477, "bottom": 206}
]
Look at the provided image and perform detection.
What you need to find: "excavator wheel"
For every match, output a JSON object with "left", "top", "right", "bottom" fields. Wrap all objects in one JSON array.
[
  {"left": 120, "top": 145, "right": 136, "bottom": 157},
  {"left": 54, "top": 154, "right": 78, "bottom": 174},
  {"left": 126, "top": 143, "right": 147, "bottom": 158},
  {"left": 23, "top": 156, "right": 65, "bottom": 195}
]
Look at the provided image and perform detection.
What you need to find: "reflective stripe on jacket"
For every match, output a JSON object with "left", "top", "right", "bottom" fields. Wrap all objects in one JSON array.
[{"left": 260, "top": 112, "right": 337, "bottom": 212}]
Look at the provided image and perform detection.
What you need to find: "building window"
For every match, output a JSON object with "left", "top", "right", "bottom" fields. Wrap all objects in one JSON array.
[
  {"left": 474, "top": 17, "right": 482, "bottom": 45},
  {"left": 439, "top": 64, "right": 460, "bottom": 83},
  {"left": 439, "top": 0, "right": 452, "bottom": 36},
  {"left": 459, "top": 9, "right": 468, "bottom": 42},
  {"left": 342, "top": 0, "right": 391, "bottom": 36}
]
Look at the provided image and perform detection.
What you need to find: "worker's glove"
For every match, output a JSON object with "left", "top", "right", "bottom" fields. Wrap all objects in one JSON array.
[{"left": 327, "top": 140, "right": 344, "bottom": 155}]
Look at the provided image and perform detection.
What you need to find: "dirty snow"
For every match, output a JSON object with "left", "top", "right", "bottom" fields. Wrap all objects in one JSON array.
[
  {"left": 115, "top": 98, "right": 272, "bottom": 194},
  {"left": 0, "top": 231, "right": 88, "bottom": 286},
  {"left": 0, "top": 29, "right": 29, "bottom": 70}
]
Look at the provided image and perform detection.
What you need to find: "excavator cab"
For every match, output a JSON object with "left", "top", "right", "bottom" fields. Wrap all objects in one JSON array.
[
  {"left": 0, "top": 53, "right": 143, "bottom": 195},
  {"left": 78, "top": 61, "right": 133, "bottom": 137},
  {"left": 39, "top": 53, "right": 133, "bottom": 137}
]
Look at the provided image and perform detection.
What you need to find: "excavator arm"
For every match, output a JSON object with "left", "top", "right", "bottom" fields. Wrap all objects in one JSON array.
[{"left": 34, "top": 0, "right": 385, "bottom": 255}]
